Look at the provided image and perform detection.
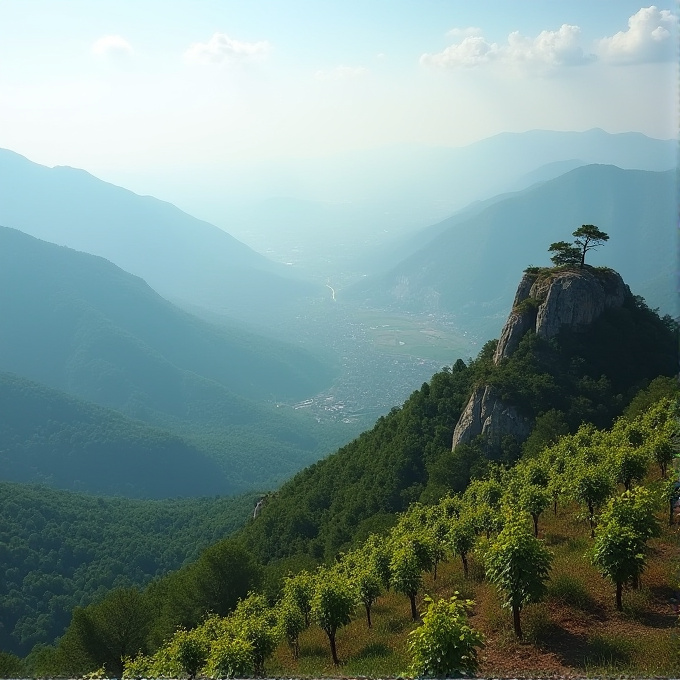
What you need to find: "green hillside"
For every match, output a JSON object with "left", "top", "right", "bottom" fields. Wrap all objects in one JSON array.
[
  {"left": 239, "top": 290, "right": 678, "bottom": 563},
  {"left": 0, "top": 372, "right": 233, "bottom": 497},
  {"left": 347, "top": 166, "right": 676, "bottom": 336},
  {"left": 0, "top": 482, "right": 256, "bottom": 656},
  {"left": 0, "top": 226, "right": 349, "bottom": 490}
]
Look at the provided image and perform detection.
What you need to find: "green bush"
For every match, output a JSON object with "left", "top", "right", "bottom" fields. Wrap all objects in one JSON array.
[
  {"left": 408, "top": 594, "right": 484, "bottom": 677},
  {"left": 0, "top": 651, "right": 25, "bottom": 679}
]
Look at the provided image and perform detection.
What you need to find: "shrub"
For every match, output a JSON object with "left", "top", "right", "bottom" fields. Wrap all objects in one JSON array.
[
  {"left": 205, "top": 636, "right": 254, "bottom": 679},
  {"left": 408, "top": 594, "right": 484, "bottom": 677}
]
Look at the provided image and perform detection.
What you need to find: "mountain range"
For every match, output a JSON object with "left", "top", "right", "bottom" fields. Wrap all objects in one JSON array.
[
  {"left": 346, "top": 164, "right": 676, "bottom": 339},
  {"left": 0, "top": 149, "right": 321, "bottom": 320},
  {"left": 0, "top": 226, "right": 346, "bottom": 491}
]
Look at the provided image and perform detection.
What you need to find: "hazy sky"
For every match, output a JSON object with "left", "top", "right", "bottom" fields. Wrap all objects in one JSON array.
[{"left": 0, "top": 1, "right": 676, "bottom": 202}]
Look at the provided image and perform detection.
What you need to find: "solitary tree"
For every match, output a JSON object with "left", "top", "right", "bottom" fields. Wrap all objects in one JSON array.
[
  {"left": 548, "top": 241, "right": 581, "bottom": 266},
  {"left": 449, "top": 512, "right": 477, "bottom": 578},
  {"left": 282, "top": 571, "right": 314, "bottom": 628},
  {"left": 519, "top": 484, "right": 552, "bottom": 538},
  {"left": 276, "top": 596, "right": 305, "bottom": 660},
  {"left": 549, "top": 225, "right": 609, "bottom": 268},
  {"left": 390, "top": 542, "right": 424, "bottom": 621},
  {"left": 569, "top": 462, "right": 614, "bottom": 538},
  {"left": 592, "top": 522, "right": 645, "bottom": 610},
  {"left": 573, "top": 224, "right": 609, "bottom": 266}
]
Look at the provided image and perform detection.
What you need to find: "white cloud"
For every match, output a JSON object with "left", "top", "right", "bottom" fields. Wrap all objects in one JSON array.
[
  {"left": 315, "top": 65, "right": 368, "bottom": 80},
  {"left": 505, "top": 24, "right": 596, "bottom": 68},
  {"left": 92, "top": 35, "right": 134, "bottom": 58},
  {"left": 420, "top": 36, "right": 498, "bottom": 67},
  {"left": 421, "top": 23, "right": 595, "bottom": 72},
  {"left": 597, "top": 6, "right": 676, "bottom": 64},
  {"left": 184, "top": 33, "right": 271, "bottom": 65}
]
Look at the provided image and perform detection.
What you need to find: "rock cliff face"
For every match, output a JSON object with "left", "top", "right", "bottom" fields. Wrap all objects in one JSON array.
[
  {"left": 452, "top": 266, "right": 629, "bottom": 452},
  {"left": 493, "top": 267, "right": 628, "bottom": 364},
  {"left": 451, "top": 385, "right": 532, "bottom": 451}
]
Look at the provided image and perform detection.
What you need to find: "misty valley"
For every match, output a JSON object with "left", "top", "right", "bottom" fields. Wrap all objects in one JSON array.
[{"left": 0, "top": 128, "right": 678, "bottom": 678}]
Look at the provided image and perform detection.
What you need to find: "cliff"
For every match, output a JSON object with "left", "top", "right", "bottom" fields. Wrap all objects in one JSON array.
[
  {"left": 452, "top": 266, "right": 630, "bottom": 452},
  {"left": 493, "top": 267, "right": 629, "bottom": 364}
]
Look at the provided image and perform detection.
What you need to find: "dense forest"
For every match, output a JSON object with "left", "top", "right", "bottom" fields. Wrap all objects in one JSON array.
[{"left": 0, "top": 484, "right": 257, "bottom": 657}]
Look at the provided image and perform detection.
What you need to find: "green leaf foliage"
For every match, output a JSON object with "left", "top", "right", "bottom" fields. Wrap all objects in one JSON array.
[
  {"left": 312, "top": 568, "right": 356, "bottom": 664},
  {"left": 485, "top": 517, "right": 552, "bottom": 638},
  {"left": 408, "top": 594, "right": 484, "bottom": 677}
]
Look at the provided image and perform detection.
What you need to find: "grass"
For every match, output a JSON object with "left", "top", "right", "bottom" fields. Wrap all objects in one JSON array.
[
  {"left": 264, "top": 494, "right": 680, "bottom": 677},
  {"left": 547, "top": 573, "right": 597, "bottom": 611}
]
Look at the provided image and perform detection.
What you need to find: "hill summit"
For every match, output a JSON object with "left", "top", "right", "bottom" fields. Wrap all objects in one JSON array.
[{"left": 452, "top": 265, "right": 672, "bottom": 456}]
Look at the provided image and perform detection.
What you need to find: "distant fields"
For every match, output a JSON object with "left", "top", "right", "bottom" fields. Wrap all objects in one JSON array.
[{"left": 357, "top": 310, "right": 475, "bottom": 361}]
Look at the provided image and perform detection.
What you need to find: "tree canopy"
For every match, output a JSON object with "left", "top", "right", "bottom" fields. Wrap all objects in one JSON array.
[{"left": 549, "top": 224, "right": 609, "bottom": 267}]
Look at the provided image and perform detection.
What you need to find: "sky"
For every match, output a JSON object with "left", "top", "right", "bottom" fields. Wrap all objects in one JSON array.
[{"left": 0, "top": 1, "right": 677, "bottom": 204}]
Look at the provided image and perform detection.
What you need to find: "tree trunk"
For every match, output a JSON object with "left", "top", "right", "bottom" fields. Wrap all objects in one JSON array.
[
  {"left": 512, "top": 604, "right": 522, "bottom": 640},
  {"left": 433, "top": 560, "right": 438, "bottom": 580},
  {"left": 409, "top": 593, "right": 418, "bottom": 621},
  {"left": 327, "top": 630, "right": 339, "bottom": 665},
  {"left": 588, "top": 501, "right": 595, "bottom": 538},
  {"left": 532, "top": 513, "right": 539, "bottom": 538},
  {"left": 461, "top": 552, "right": 469, "bottom": 578},
  {"left": 616, "top": 581, "right": 623, "bottom": 611},
  {"left": 670, "top": 498, "right": 675, "bottom": 526},
  {"left": 365, "top": 603, "right": 372, "bottom": 629},
  {"left": 553, "top": 498, "right": 558, "bottom": 516}
]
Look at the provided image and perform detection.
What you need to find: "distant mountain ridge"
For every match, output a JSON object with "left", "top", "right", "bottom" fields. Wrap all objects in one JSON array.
[
  {"left": 346, "top": 165, "right": 676, "bottom": 339},
  {"left": 0, "top": 148, "right": 322, "bottom": 319},
  {"left": 0, "top": 226, "right": 344, "bottom": 491}
]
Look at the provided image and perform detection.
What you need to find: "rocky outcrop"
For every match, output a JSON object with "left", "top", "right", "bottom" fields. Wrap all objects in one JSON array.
[
  {"left": 493, "top": 267, "right": 628, "bottom": 364},
  {"left": 451, "top": 385, "right": 532, "bottom": 451},
  {"left": 453, "top": 266, "right": 630, "bottom": 454}
]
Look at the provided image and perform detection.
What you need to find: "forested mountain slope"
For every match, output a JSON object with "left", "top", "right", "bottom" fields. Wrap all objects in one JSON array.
[
  {"left": 0, "top": 483, "right": 256, "bottom": 656},
  {"left": 0, "top": 372, "right": 230, "bottom": 498},
  {"left": 0, "top": 227, "right": 345, "bottom": 490},
  {"left": 0, "top": 148, "right": 319, "bottom": 318},
  {"left": 346, "top": 166, "right": 676, "bottom": 337},
  {"left": 241, "top": 281, "right": 678, "bottom": 563}
]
